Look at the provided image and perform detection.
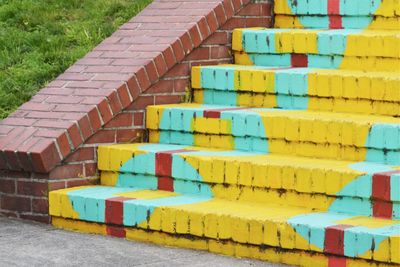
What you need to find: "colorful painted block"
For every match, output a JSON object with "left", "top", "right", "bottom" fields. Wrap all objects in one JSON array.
[{"left": 49, "top": 0, "right": 400, "bottom": 265}]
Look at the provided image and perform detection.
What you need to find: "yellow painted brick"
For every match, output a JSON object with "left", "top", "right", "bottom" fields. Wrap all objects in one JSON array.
[
  {"left": 225, "top": 160, "right": 239, "bottom": 184},
  {"left": 293, "top": 32, "right": 308, "bottom": 54},
  {"left": 193, "top": 89, "right": 204, "bottom": 104},
  {"left": 281, "top": 166, "right": 295, "bottom": 190},
  {"left": 232, "top": 217, "right": 249, "bottom": 243},
  {"left": 373, "top": 238, "right": 391, "bottom": 263},
  {"left": 266, "top": 165, "right": 282, "bottom": 189},
  {"left": 191, "top": 66, "right": 201, "bottom": 88},
  {"left": 295, "top": 168, "right": 311, "bottom": 193},
  {"left": 390, "top": 236, "right": 400, "bottom": 263},
  {"left": 238, "top": 161, "right": 252, "bottom": 186},
  {"left": 148, "top": 209, "right": 162, "bottom": 231},
  {"left": 232, "top": 29, "right": 243, "bottom": 51},
  {"left": 278, "top": 223, "right": 295, "bottom": 249},
  {"left": 217, "top": 214, "right": 232, "bottom": 239},
  {"left": 204, "top": 213, "right": 218, "bottom": 238},
  {"left": 237, "top": 93, "right": 252, "bottom": 106},
  {"left": 316, "top": 73, "right": 330, "bottom": 97},
  {"left": 330, "top": 73, "right": 343, "bottom": 98},
  {"left": 285, "top": 118, "right": 299, "bottom": 141},
  {"left": 310, "top": 168, "right": 326, "bottom": 194},
  {"left": 188, "top": 212, "right": 204, "bottom": 237},
  {"left": 175, "top": 209, "right": 189, "bottom": 234},
  {"left": 97, "top": 146, "right": 109, "bottom": 170},
  {"left": 253, "top": 164, "right": 268, "bottom": 187},
  {"left": 238, "top": 69, "right": 252, "bottom": 90},
  {"left": 277, "top": 31, "right": 294, "bottom": 53},
  {"left": 263, "top": 220, "right": 279, "bottom": 246},
  {"left": 160, "top": 208, "right": 175, "bottom": 234},
  {"left": 148, "top": 130, "right": 160, "bottom": 143},
  {"left": 249, "top": 219, "right": 263, "bottom": 245},
  {"left": 252, "top": 70, "right": 266, "bottom": 93},
  {"left": 146, "top": 105, "right": 160, "bottom": 129}
]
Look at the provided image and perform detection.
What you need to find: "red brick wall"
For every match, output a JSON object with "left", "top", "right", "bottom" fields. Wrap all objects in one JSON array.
[{"left": 0, "top": 0, "right": 272, "bottom": 223}]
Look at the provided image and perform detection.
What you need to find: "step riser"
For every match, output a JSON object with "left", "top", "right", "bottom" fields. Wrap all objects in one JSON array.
[
  {"left": 49, "top": 186, "right": 400, "bottom": 264},
  {"left": 100, "top": 171, "right": 400, "bottom": 220},
  {"left": 53, "top": 217, "right": 400, "bottom": 267},
  {"left": 274, "top": 0, "right": 399, "bottom": 17},
  {"left": 233, "top": 29, "right": 399, "bottom": 59},
  {"left": 193, "top": 89, "right": 399, "bottom": 117},
  {"left": 98, "top": 145, "right": 400, "bottom": 205},
  {"left": 234, "top": 52, "right": 399, "bottom": 72},
  {"left": 274, "top": 0, "right": 399, "bottom": 30},
  {"left": 149, "top": 129, "right": 399, "bottom": 165},
  {"left": 192, "top": 66, "right": 400, "bottom": 103},
  {"left": 274, "top": 15, "right": 399, "bottom": 30},
  {"left": 146, "top": 106, "right": 400, "bottom": 164}
]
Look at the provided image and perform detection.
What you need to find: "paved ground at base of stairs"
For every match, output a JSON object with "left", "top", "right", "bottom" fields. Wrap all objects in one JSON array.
[{"left": 0, "top": 216, "right": 286, "bottom": 267}]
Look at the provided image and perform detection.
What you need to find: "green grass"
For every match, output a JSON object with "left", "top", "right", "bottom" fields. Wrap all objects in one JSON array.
[{"left": 0, "top": 0, "right": 152, "bottom": 119}]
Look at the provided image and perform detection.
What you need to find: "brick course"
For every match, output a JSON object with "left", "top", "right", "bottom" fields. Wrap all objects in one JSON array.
[{"left": 0, "top": 0, "right": 272, "bottom": 222}]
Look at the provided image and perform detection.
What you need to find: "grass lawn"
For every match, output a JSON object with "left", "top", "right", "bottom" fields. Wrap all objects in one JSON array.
[{"left": 0, "top": 0, "right": 152, "bottom": 119}]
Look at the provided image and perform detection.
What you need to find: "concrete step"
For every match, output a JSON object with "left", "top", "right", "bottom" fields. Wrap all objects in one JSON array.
[
  {"left": 97, "top": 143, "right": 400, "bottom": 219},
  {"left": 146, "top": 104, "right": 400, "bottom": 164},
  {"left": 191, "top": 65, "right": 400, "bottom": 116},
  {"left": 232, "top": 29, "right": 400, "bottom": 72},
  {"left": 274, "top": 0, "right": 399, "bottom": 30},
  {"left": 49, "top": 185, "right": 400, "bottom": 265}
]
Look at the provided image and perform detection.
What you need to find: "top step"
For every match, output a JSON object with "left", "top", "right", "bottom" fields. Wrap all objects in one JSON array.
[{"left": 274, "top": 0, "right": 400, "bottom": 30}]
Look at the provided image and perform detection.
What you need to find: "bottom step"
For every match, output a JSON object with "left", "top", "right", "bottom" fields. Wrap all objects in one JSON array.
[
  {"left": 53, "top": 217, "right": 396, "bottom": 267},
  {"left": 49, "top": 186, "right": 400, "bottom": 265}
]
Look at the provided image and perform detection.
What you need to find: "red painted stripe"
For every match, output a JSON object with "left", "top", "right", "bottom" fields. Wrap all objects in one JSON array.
[
  {"left": 203, "top": 107, "right": 250, "bottom": 119},
  {"left": 105, "top": 197, "right": 135, "bottom": 225},
  {"left": 328, "top": 256, "right": 347, "bottom": 267},
  {"left": 373, "top": 200, "right": 393, "bottom": 219},
  {"left": 155, "top": 149, "right": 190, "bottom": 177},
  {"left": 291, "top": 54, "right": 308, "bottom": 67},
  {"left": 372, "top": 170, "right": 398, "bottom": 201},
  {"left": 106, "top": 225, "right": 126, "bottom": 238},
  {"left": 155, "top": 149, "right": 195, "bottom": 192},
  {"left": 372, "top": 170, "right": 398, "bottom": 219},
  {"left": 158, "top": 176, "right": 174, "bottom": 191},
  {"left": 328, "top": 0, "right": 340, "bottom": 14},
  {"left": 324, "top": 224, "right": 353, "bottom": 255},
  {"left": 328, "top": 0, "right": 342, "bottom": 29}
]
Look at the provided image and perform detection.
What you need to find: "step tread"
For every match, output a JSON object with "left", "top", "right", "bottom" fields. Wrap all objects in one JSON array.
[{"left": 49, "top": 185, "right": 400, "bottom": 263}]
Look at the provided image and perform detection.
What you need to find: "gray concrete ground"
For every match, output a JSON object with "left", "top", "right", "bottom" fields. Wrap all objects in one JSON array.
[{"left": 0, "top": 216, "right": 286, "bottom": 267}]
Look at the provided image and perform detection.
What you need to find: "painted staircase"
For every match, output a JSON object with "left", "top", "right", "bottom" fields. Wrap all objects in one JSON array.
[{"left": 49, "top": 1, "right": 400, "bottom": 266}]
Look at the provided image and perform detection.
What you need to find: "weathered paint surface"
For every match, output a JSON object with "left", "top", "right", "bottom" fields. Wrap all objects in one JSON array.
[{"left": 50, "top": 1, "right": 400, "bottom": 266}]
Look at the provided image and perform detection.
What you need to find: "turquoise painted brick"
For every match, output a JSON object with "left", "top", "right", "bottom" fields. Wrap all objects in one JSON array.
[
  {"left": 367, "top": 125, "right": 385, "bottom": 149},
  {"left": 391, "top": 174, "right": 400, "bottom": 201},
  {"left": 251, "top": 137, "right": 269, "bottom": 153},
  {"left": 354, "top": 175, "right": 372, "bottom": 199},
  {"left": 342, "top": 16, "right": 373, "bottom": 29},
  {"left": 275, "top": 72, "right": 291, "bottom": 95},
  {"left": 383, "top": 124, "right": 400, "bottom": 149},
  {"left": 296, "top": 0, "right": 308, "bottom": 14},
  {"left": 341, "top": 0, "right": 359, "bottom": 16},
  {"left": 201, "top": 68, "right": 216, "bottom": 89},
  {"left": 300, "top": 16, "right": 329, "bottom": 29},
  {"left": 249, "top": 54, "right": 291, "bottom": 67},
  {"left": 170, "top": 109, "right": 183, "bottom": 131},
  {"left": 160, "top": 110, "right": 171, "bottom": 130},
  {"left": 308, "top": 55, "right": 332, "bottom": 68},
  {"left": 234, "top": 137, "right": 252, "bottom": 151},
  {"left": 245, "top": 113, "right": 262, "bottom": 137},
  {"left": 317, "top": 32, "right": 332, "bottom": 55},
  {"left": 307, "top": 0, "right": 324, "bottom": 14}
]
